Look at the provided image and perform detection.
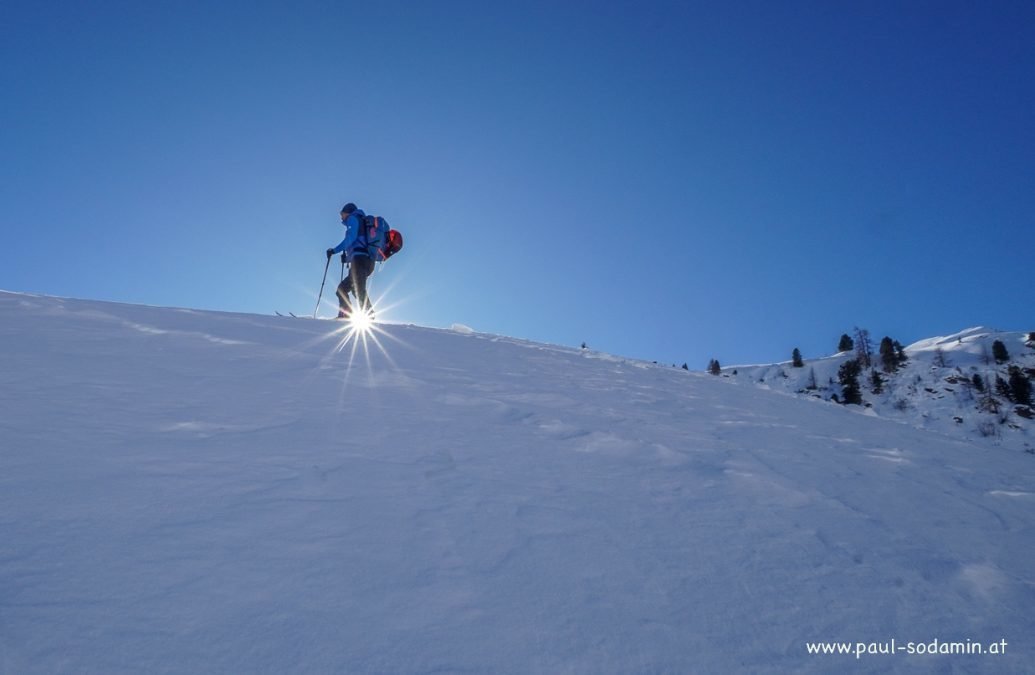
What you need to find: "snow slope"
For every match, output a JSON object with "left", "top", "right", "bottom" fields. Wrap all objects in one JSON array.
[
  {"left": 725, "top": 328, "right": 1035, "bottom": 453},
  {"left": 1, "top": 291, "right": 1033, "bottom": 673}
]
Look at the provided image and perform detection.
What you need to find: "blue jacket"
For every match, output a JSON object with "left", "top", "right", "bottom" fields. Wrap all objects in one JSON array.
[{"left": 332, "top": 209, "right": 368, "bottom": 262}]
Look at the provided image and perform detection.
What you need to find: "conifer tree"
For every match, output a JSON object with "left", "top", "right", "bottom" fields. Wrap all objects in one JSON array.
[
  {"left": 996, "top": 375, "right": 1013, "bottom": 402},
  {"left": 992, "top": 340, "right": 1010, "bottom": 364},
  {"left": 879, "top": 337, "right": 899, "bottom": 372},
  {"left": 972, "top": 373, "right": 985, "bottom": 392},
  {"left": 838, "top": 360, "right": 863, "bottom": 405},
  {"left": 806, "top": 367, "right": 818, "bottom": 391},
  {"left": 792, "top": 348, "right": 804, "bottom": 368},
  {"left": 838, "top": 334, "right": 854, "bottom": 353},
  {"left": 893, "top": 341, "right": 908, "bottom": 366},
  {"left": 870, "top": 369, "right": 884, "bottom": 394},
  {"left": 932, "top": 347, "right": 949, "bottom": 369},
  {"left": 1008, "top": 367, "right": 1033, "bottom": 406},
  {"left": 708, "top": 359, "right": 721, "bottom": 376}
]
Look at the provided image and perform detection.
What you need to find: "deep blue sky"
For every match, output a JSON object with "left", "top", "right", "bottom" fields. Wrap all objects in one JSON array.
[{"left": 2, "top": 1, "right": 1032, "bottom": 367}]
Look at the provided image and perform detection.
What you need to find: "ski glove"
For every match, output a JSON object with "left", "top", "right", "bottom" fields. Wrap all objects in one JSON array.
[{"left": 326, "top": 249, "right": 335, "bottom": 259}]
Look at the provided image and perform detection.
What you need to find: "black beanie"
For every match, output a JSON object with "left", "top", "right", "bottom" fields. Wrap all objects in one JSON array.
[{"left": 341, "top": 203, "right": 357, "bottom": 215}]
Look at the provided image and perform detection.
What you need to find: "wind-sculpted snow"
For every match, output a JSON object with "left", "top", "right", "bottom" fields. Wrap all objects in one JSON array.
[{"left": 1, "top": 291, "right": 1033, "bottom": 673}]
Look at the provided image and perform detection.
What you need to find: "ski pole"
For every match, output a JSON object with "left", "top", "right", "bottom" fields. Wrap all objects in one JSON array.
[
  {"left": 341, "top": 253, "right": 347, "bottom": 282},
  {"left": 314, "top": 255, "right": 332, "bottom": 318}
]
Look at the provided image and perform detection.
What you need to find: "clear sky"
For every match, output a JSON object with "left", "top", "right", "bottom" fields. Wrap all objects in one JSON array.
[{"left": 2, "top": 1, "right": 1032, "bottom": 368}]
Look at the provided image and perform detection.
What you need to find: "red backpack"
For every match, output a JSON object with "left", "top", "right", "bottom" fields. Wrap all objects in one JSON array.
[{"left": 382, "top": 229, "right": 404, "bottom": 260}]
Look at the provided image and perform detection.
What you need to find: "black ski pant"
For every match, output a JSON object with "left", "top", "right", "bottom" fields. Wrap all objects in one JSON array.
[{"left": 336, "top": 257, "right": 376, "bottom": 315}]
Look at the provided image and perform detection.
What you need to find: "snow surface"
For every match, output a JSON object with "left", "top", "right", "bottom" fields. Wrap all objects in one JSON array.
[{"left": 2, "top": 291, "right": 1034, "bottom": 673}]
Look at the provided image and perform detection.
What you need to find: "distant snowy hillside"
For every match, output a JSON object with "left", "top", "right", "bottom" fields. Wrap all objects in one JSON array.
[
  {"left": 2, "top": 291, "right": 1034, "bottom": 673},
  {"left": 725, "top": 328, "right": 1035, "bottom": 453}
]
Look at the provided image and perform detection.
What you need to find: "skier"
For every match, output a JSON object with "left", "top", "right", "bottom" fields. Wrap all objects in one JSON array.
[
  {"left": 326, "top": 203, "right": 373, "bottom": 319},
  {"left": 325, "top": 203, "right": 403, "bottom": 320}
]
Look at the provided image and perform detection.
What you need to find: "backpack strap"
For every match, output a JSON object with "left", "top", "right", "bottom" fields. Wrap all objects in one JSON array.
[
  {"left": 353, "top": 215, "right": 375, "bottom": 258},
  {"left": 369, "top": 216, "right": 382, "bottom": 255}
]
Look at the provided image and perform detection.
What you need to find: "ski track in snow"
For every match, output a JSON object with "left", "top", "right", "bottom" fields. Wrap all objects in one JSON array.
[{"left": 1, "top": 291, "right": 1034, "bottom": 673}]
